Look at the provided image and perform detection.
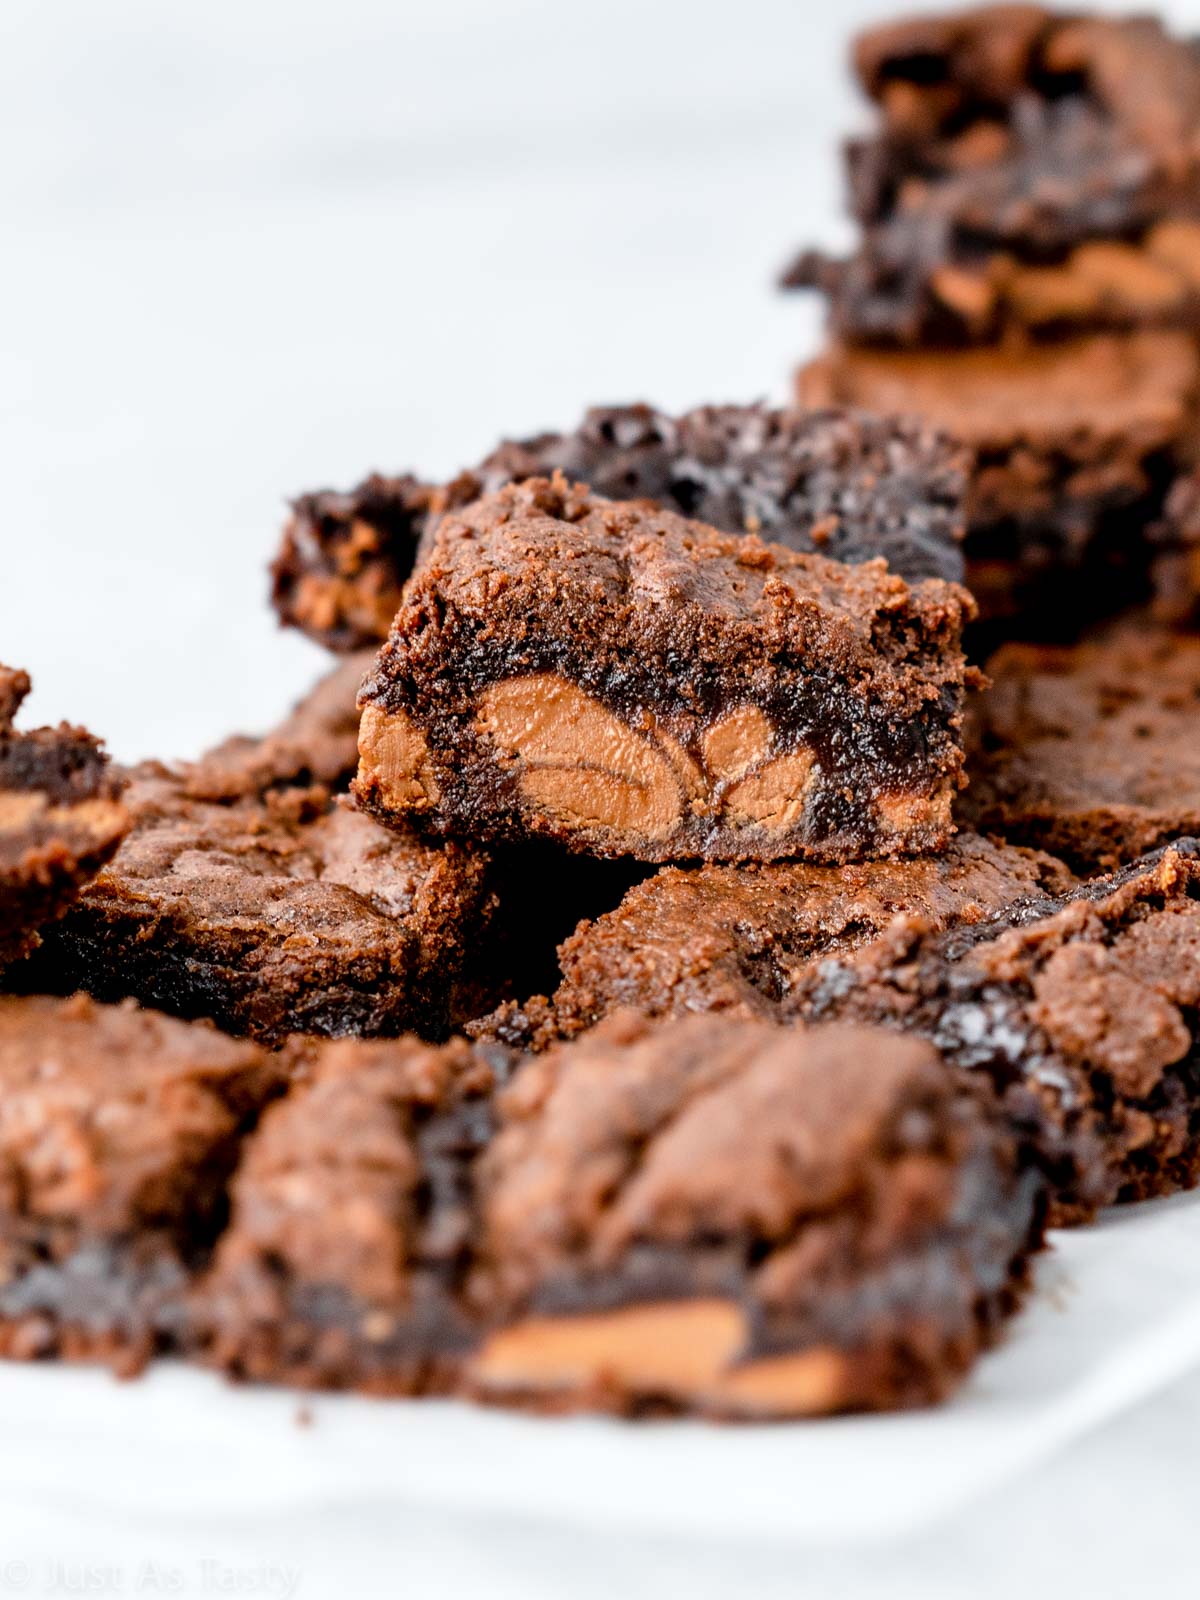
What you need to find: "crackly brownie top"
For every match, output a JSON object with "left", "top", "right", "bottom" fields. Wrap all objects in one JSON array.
[
  {"left": 798, "top": 331, "right": 1200, "bottom": 455},
  {"left": 82, "top": 768, "right": 491, "bottom": 964},
  {"left": 480, "top": 832, "right": 1075, "bottom": 1050},
  {"left": 206, "top": 1034, "right": 505, "bottom": 1318},
  {"left": 964, "top": 620, "right": 1200, "bottom": 871},
  {"left": 793, "top": 841, "right": 1200, "bottom": 1216},
  {"left": 272, "top": 404, "right": 969, "bottom": 650},
  {"left": 185, "top": 653, "right": 372, "bottom": 803},
  {"left": 847, "top": 7, "right": 1200, "bottom": 248},
  {"left": 471, "top": 1010, "right": 1031, "bottom": 1324},
  {"left": 479, "top": 404, "right": 967, "bottom": 585},
  {"left": 0, "top": 994, "right": 278, "bottom": 1249},
  {"left": 370, "top": 476, "right": 972, "bottom": 716}
]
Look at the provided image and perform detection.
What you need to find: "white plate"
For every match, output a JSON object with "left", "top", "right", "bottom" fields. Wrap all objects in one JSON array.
[{"left": 2, "top": 1192, "right": 1200, "bottom": 1549}]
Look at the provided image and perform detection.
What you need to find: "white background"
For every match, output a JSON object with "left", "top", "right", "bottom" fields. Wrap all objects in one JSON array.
[{"left": 4, "top": 1, "right": 1200, "bottom": 1594}]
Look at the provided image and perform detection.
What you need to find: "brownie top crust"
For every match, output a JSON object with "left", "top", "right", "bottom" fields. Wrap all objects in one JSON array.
[
  {"left": 798, "top": 330, "right": 1200, "bottom": 455},
  {"left": 478, "top": 832, "right": 1075, "bottom": 1051},
  {"left": 0, "top": 993, "right": 280, "bottom": 1251},
  {"left": 272, "top": 403, "right": 968, "bottom": 651},
  {"left": 792, "top": 840, "right": 1200, "bottom": 1221},
  {"left": 481, "top": 404, "right": 968, "bottom": 584},
  {"left": 363, "top": 475, "right": 972, "bottom": 726},
  {"left": 33, "top": 766, "right": 496, "bottom": 1045},
  {"left": 964, "top": 618, "right": 1200, "bottom": 871}
]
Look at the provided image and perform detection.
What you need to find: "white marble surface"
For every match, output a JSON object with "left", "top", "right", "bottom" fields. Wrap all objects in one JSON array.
[{"left": 4, "top": 1, "right": 1200, "bottom": 1594}]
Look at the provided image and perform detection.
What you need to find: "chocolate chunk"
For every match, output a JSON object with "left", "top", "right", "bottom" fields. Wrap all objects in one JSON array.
[
  {"left": 354, "top": 476, "right": 975, "bottom": 865},
  {"left": 791, "top": 841, "right": 1200, "bottom": 1223},
  {"left": 0, "top": 664, "right": 128, "bottom": 966},
  {"left": 468, "top": 1012, "right": 1044, "bottom": 1418},
  {"left": 0, "top": 994, "right": 284, "bottom": 1372},
  {"left": 477, "top": 832, "right": 1074, "bottom": 1051},
  {"left": 964, "top": 618, "right": 1200, "bottom": 872},
  {"left": 271, "top": 404, "right": 968, "bottom": 651}
]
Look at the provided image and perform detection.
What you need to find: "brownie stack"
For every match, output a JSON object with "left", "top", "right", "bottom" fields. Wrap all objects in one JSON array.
[
  {"left": 7, "top": 2, "right": 1200, "bottom": 1425},
  {"left": 786, "top": 5, "right": 1200, "bottom": 631}
]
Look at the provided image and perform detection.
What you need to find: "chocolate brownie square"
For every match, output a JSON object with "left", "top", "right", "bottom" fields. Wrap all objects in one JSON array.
[
  {"left": 0, "top": 994, "right": 283, "bottom": 1371},
  {"left": 478, "top": 832, "right": 1074, "bottom": 1051},
  {"left": 0, "top": 664, "right": 128, "bottom": 966},
  {"left": 467, "top": 1011, "right": 1044, "bottom": 1418},
  {"left": 798, "top": 331, "right": 1200, "bottom": 626},
  {"left": 354, "top": 476, "right": 975, "bottom": 865},
  {"left": 785, "top": 8, "right": 1200, "bottom": 346},
  {"left": 195, "top": 1034, "right": 506, "bottom": 1393},
  {"left": 964, "top": 618, "right": 1200, "bottom": 872},
  {"left": 271, "top": 403, "right": 968, "bottom": 652},
  {"left": 792, "top": 840, "right": 1200, "bottom": 1223},
  {"left": 33, "top": 767, "right": 498, "bottom": 1046}
]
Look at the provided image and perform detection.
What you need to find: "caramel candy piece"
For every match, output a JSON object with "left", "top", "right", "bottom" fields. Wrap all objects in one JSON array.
[{"left": 354, "top": 477, "right": 973, "bottom": 865}]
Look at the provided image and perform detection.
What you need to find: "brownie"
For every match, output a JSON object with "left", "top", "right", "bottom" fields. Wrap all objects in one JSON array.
[
  {"left": 791, "top": 840, "right": 1200, "bottom": 1224},
  {"left": 0, "top": 663, "right": 128, "bottom": 966},
  {"left": 184, "top": 652, "right": 373, "bottom": 803},
  {"left": 785, "top": 8, "right": 1200, "bottom": 346},
  {"left": 271, "top": 403, "right": 968, "bottom": 651},
  {"left": 196, "top": 1034, "right": 507, "bottom": 1394},
  {"left": 467, "top": 1011, "right": 1044, "bottom": 1418},
  {"left": 354, "top": 476, "right": 976, "bottom": 865},
  {"left": 964, "top": 618, "right": 1200, "bottom": 872},
  {"left": 31, "top": 767, "right": 498, "bottom": 1046},
  {"left": 0, "top": 993, "right": 284, "bottom": 1371},
  {"left": 797, "top": 331, "right": 1200, "bottom": 626},
  {"left": 478, "top": 832, "right": 1075, "bottom": 1051}
]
